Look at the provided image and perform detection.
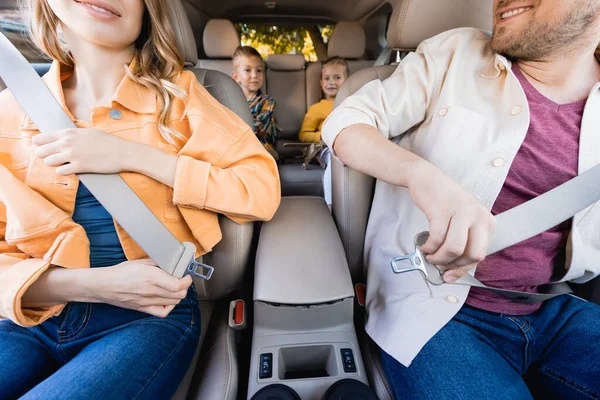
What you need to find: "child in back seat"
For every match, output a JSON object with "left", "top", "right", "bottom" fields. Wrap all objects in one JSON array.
[
  {"left": 298, "top": 57, "right": 349, "bottom": 144},
  {"left": 232, "top": 46, "right": 280, "bottom": 160},
  {"left": 298, "top": 57, "right": 349, "bottom": 207}
]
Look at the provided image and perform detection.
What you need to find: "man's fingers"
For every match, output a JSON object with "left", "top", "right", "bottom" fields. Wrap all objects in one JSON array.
[
  {"left": 427, "top": 214, "right": 469, "bottom": 265},
  {"left": 450, "top": 224, "right": 489, "bottom": 268},
  {"left": 442, "top": 265, "right": 474, "bottom": 283},
  {"left": 420, "top": 215, "right": 450, "bottom": 255}
]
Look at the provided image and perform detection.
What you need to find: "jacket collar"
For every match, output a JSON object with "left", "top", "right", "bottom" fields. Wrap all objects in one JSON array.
[
  {"left": 481, "top": 51, "right": 600, "bottom": 81},
  {"left": 21, "top": 59, "right": 157, "bottom": 131}
]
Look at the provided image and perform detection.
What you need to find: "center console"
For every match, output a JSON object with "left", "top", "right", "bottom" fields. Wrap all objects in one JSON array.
[{"left": 247, "top": 197, "right": 370, "bottom": 400}]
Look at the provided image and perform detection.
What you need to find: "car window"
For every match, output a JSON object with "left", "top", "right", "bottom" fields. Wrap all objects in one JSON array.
[
  {"left": 236, "top": 23, "right": 333, "bottom": 62},
  {"left": 0, "top": 7, "right": 49, "bottom": 63}
]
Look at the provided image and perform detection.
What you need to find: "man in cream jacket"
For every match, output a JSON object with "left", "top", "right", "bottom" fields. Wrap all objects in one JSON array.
[{"left": 323, "top": 0, "right": 600, "bottom": 398}]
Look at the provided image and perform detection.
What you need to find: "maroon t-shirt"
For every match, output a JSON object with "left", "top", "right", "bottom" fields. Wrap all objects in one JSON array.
[{"left": 465, "top": 65, "right": 587, "bottom": 315}]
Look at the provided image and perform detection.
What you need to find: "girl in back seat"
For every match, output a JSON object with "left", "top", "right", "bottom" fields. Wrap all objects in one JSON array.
[{"left": 0, "top": 1, "right": 280, "bottom": 399}]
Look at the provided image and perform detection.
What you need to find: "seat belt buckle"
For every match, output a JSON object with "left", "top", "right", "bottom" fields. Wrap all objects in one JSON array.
[
  {"left": 389, "top": 231, "right": 445, "bottom": 285},
  {"left": 186, "top": 258, "right": 214, "bottom": 280}
]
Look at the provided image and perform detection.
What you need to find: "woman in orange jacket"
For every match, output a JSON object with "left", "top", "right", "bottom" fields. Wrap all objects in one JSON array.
[{"left": 0, "top": 0, "right": 280, "bottom": 398}]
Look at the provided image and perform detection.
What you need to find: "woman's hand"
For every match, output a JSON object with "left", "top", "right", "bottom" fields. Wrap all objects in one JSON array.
[
  {"left": 91, "top": 259, "right": 193, "bottom": 318},
  {"left": 407, "top": 160, "right": 496, "bottom": 283},
  {"left": 32, "top": 128, "right": 134, "bottom": 175}
]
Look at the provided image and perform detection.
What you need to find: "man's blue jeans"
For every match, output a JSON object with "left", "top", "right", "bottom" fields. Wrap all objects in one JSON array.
[
  {"left": 0, "top": 285, "right": 201, "bottom": 400},
  {"left": 382, "top": 295, "right": 600, "bottom": 399}
]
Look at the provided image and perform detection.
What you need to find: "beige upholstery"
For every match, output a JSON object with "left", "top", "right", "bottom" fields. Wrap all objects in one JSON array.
[
  {"left": 166, "top": 0, "right": 198, "bottom": 66},
  {"left": 328, "top": 21, "right": 366, "bottom": 59},
  {"left": 386, "top": 0, "right": 492, "bottom": 50},
  {"left": 332, "top": 66, "right": 395, "bottom": 282},
  {"left": 188, "top": 303, "right": 239, "bottom": 400},
  {"left": 197, "top": 19, "right": 240, "bottom": 75},
  {"left": 163, "top": 2, "right": 256, "bottom": 399},
  {"left": 332, "top": 1, "right": 494, "bottom": 399},
  {"left": 279, "top": 164, "right": 324, "bottom": 197},
  {"left": 266, "top": 54, "right": 308, "bottom": 154},
  {"left": 328, "top": 21, "right": 373, "bottom": 76},
  {"left": 203, "top": 19, "right": 240, "bottom": 58},
  {"left": 172, "top": 301, "right": 216, "bottom": 400}
]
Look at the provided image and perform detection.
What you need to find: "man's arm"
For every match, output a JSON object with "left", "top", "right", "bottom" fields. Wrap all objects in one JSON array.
[{"left": 322, "top": 41, "right": 496, "bottom": 281}]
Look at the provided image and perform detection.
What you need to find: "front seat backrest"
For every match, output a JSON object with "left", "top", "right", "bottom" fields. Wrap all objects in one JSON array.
[
  {"left": 332, "top": 0, "right": 493, "bottom": 282},
  {"left": 328, "top": 21, "right": 373, "bottom": 76},
  {"left": 167, "top": 0, "right": 254, "bottom": 299}
]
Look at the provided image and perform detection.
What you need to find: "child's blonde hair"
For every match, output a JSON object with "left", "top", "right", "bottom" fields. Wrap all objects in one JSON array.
[
  {"left": 322, "top": 56, "right": 350, "bottom": 79},
  {"left": 232, "top": 45, "right": 264, "bottom": 69}
]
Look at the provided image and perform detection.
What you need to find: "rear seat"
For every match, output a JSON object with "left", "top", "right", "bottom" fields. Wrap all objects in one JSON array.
[
  {"left": 197, "top": 19, "right": 239, "bottom": 75},
  {"left": 266, "top": 54, "right": 324, "bottom": 196},
  {"left": 328, "top": 21, "right": 374, "bottom": 76}
]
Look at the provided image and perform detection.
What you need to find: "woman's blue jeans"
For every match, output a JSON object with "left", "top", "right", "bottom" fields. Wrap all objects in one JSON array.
[
  {"left": 0, "top": 285, "right": 200, "bottom": 400},
  {"left": 382, "top": 295, "right": 600, "bottom": 400}
]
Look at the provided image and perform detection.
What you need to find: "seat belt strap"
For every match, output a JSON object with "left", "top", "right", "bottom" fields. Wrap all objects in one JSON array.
[
  {"left": 391, "top": 144, "right": 600, "bottom": 302},
  {"left": 0, "top": 32, "right": 213, "bottom": 280}
]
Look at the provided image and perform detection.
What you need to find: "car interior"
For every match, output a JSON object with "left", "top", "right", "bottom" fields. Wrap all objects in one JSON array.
[{"left": 1, "top": 0, "right": 600, "bottom": 399}]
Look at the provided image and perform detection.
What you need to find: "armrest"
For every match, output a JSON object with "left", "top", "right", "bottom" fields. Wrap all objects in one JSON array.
[{"left": 254, "top": 196, "right": 354, "bottom": 305}]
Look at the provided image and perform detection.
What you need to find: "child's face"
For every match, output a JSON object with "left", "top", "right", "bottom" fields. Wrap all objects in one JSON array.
[
  {"left": 232, "top": 56, "right": 265, "bottom": 96},
  {"left": 320, "top": 64, "right": 347, "bottom": 100}
]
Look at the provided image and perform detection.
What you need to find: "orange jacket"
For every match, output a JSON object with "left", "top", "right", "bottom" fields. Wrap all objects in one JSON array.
[{"left": 0, "top": 61, "right": 280, "bottom": 326}]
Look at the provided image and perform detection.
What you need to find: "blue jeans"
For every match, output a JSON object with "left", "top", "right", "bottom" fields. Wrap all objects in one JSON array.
[
  {"left": 381, "top": 295, "right": 600, "bottom": 399},
  {"left": 0, "top": 285, "right": 201, "bottom": 400}
]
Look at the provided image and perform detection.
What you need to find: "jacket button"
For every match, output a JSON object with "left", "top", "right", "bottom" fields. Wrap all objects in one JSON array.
[
  {"left": 492, "top": 158, "right": 505, "bottom": 167},
  {"left": 109, "top": 109, "right": 123, "bottom": 120},
  {"left": 438, "top": 107, "right": 448, "bottom": 117},
  {"left": 446, "top": 295, "right": 459, "bottom": 304},
  {"left": 510, "top": 105, "right": 522, "bottom": 116}
]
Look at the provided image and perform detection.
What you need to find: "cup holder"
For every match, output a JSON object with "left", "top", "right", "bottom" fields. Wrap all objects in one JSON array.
[
  {"left": 322, "top": 379, "right": 379, "bottom": 400},
  {"left": 250, "top": 384, "right": 302, "bottom": 400}
]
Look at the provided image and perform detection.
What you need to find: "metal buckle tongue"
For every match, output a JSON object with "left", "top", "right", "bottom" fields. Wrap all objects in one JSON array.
[
  {"left": 389, "top": 231, "right": 445, "bottom": 285},
  {"left": 186, "top": 259, "right": 215, "bottom": 280}
]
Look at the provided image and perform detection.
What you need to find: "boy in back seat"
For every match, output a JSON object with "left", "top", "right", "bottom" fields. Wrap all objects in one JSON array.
[{"left": 232, "top": 46, "right": 279, "bottom": 160}]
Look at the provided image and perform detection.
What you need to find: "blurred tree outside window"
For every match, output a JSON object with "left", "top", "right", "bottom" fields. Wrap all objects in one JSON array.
[
  {"left": 236, "top": 23, "right": 333, "bottom": 62},
  {"left": 0, "top": 7, "right": 49, "bottom": 62}
]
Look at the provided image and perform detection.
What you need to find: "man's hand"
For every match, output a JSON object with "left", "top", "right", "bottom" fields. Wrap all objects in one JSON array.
[{"left": 407, "top": 160, "right": 496, "bottom": 283}]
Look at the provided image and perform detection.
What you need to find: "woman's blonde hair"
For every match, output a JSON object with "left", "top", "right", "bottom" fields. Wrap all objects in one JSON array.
[{"left": 24, "top": 0, "right": 188, "bottom": 146}]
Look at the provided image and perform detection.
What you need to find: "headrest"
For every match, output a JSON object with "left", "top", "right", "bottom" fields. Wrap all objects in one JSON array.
[
  {"left": 166, "top": 0, "right": 198, "bottom": 66},
  {"left": 387, "top": 0, "right": 493, "bottom": 50},
  {"left": 203, "top": 19, "right": 240, "bottom": 59},
  {"left": 328, "top": 21, "right": 366, "bottom": 59},
  {"left": 266, "top": 54, "right": 306, "bottom": 71}
]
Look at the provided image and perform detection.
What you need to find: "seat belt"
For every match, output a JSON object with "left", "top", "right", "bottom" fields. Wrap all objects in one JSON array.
[
  {"left": 390, "top": 139, "right": 600, "bottom": 304},
  {"left": 0, "top": 32, "right": 213, "bottom": 281}
]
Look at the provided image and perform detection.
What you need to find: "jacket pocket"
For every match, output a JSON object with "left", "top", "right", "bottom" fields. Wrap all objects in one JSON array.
[{"left": 0, "top": 135, "right": 31, "bottom": 181}]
